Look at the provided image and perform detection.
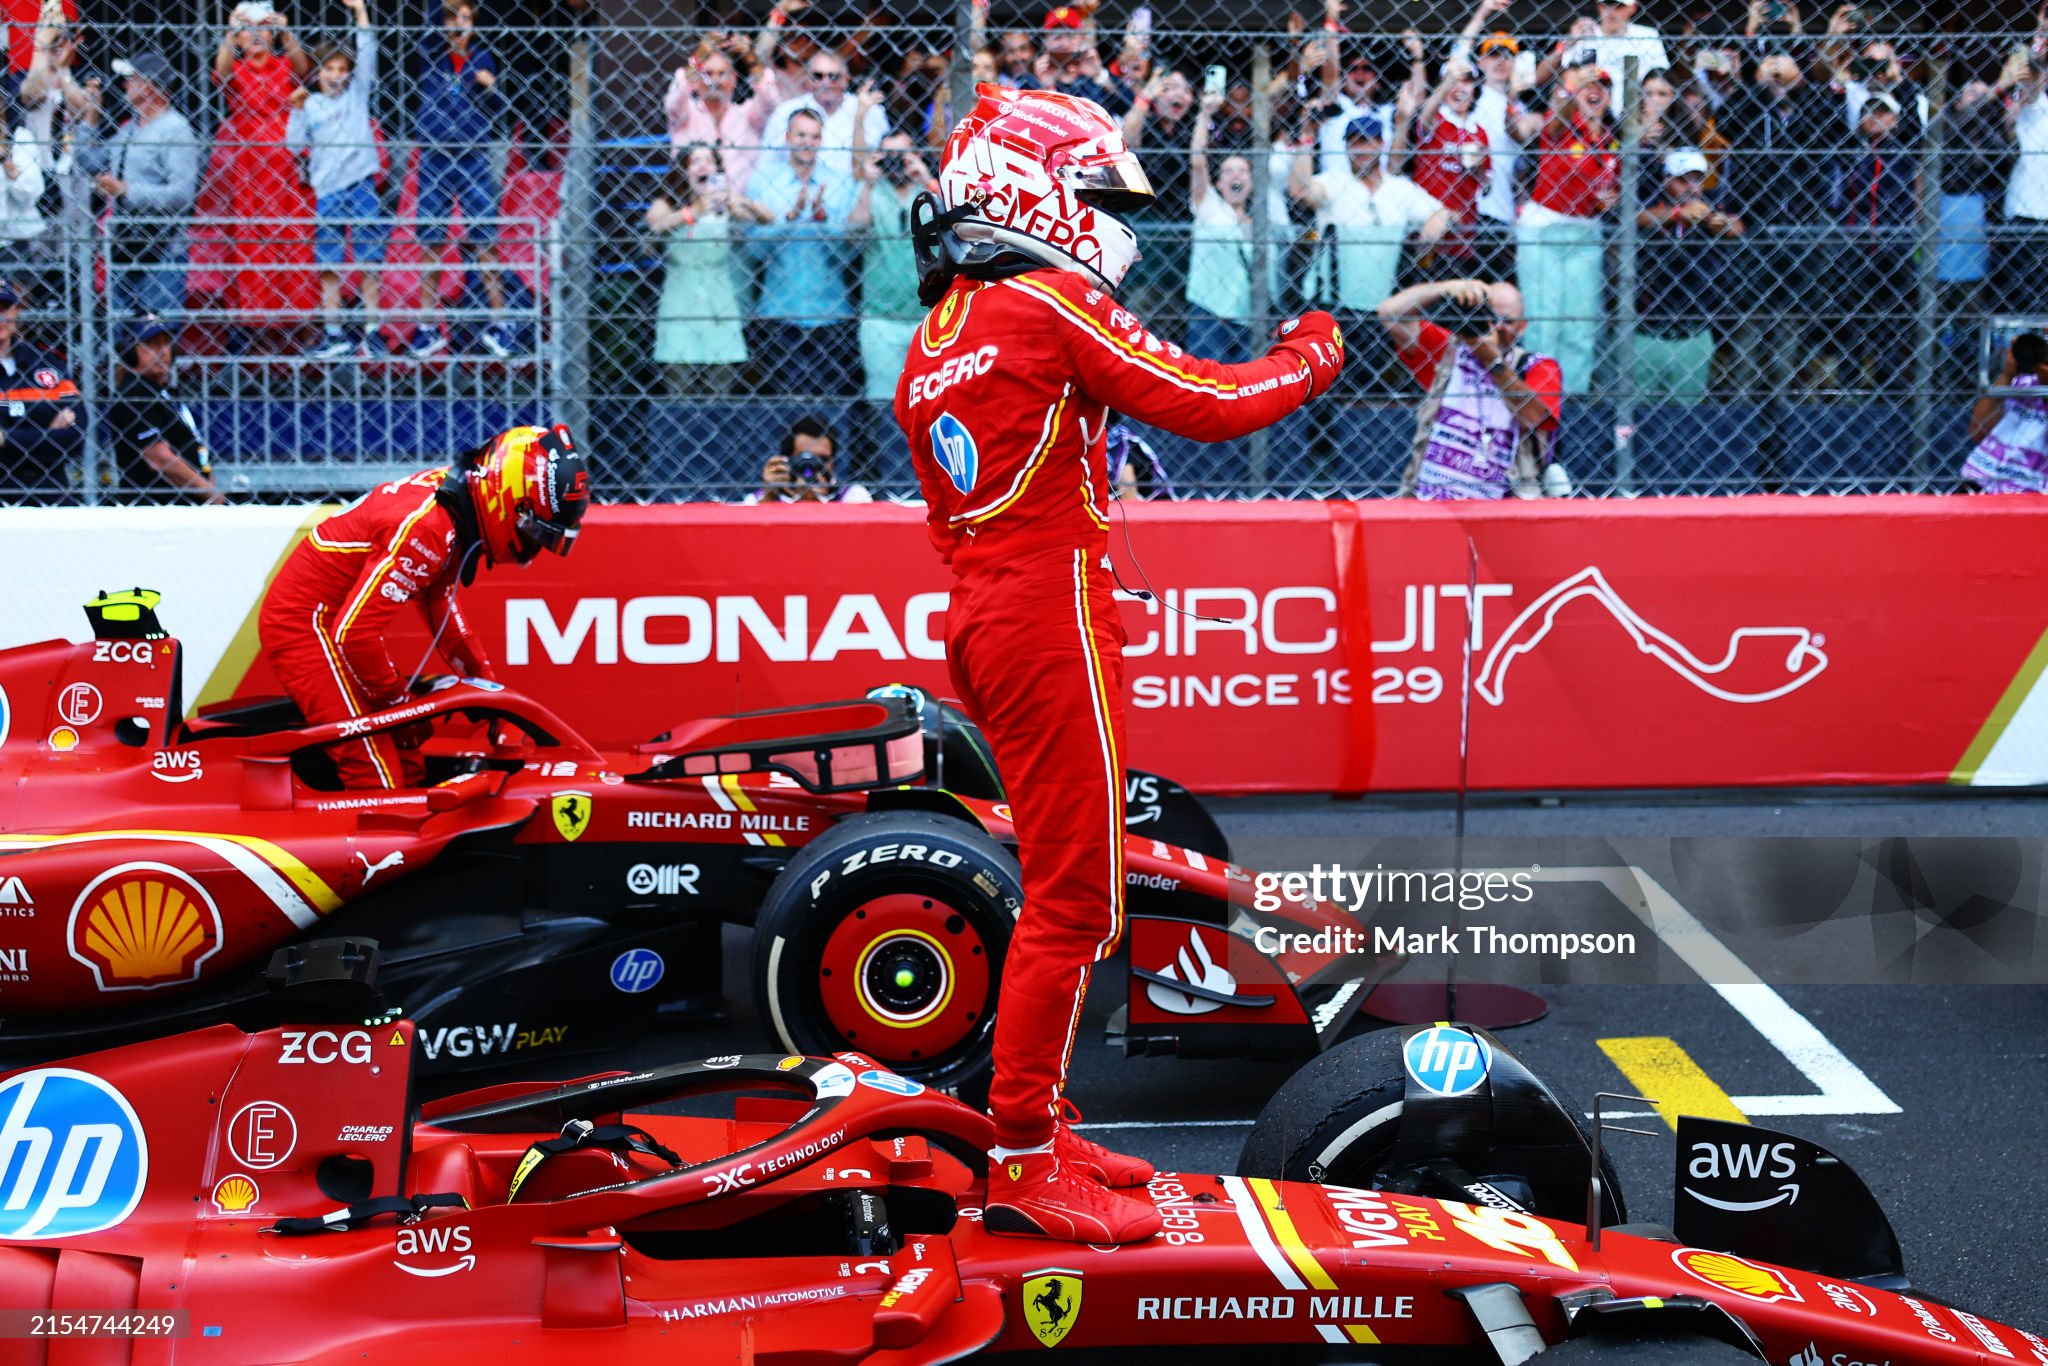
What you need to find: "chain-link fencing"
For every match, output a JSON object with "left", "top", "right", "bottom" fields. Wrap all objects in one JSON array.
[{"left": 2, "top": 0, "right": 2044, "bottom": 505}]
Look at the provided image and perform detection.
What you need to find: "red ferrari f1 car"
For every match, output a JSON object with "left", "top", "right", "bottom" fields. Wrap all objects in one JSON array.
[
  {"left": 0, "top": 592, "right": 1391, "bottom": 1092},
  {"left": 1, "top": 1012, "right": 2034, "bottom": 1363}
]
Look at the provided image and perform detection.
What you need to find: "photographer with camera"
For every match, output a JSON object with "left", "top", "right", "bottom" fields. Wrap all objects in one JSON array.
[
  {"left": 1376, "top": 274, "right": 1567, "bottom": 500},
  {"left": 752, "top": 415, "right": 873, "bottom": 503}
]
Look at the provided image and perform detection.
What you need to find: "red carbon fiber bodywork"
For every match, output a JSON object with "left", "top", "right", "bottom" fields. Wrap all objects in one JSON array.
[
  {"left": 0, "top": 1027, "right": 2038, "bottom": 1365},
  {"left": 0, "top": 631, "right": 1374, "bottom": 1041}
]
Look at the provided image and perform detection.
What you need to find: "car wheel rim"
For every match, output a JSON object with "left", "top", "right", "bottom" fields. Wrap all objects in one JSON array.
[{"left": 817, "top": 893, "right": 992, "bottom": 1063}]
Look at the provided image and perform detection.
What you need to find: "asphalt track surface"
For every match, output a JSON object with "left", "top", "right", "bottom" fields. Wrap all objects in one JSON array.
[{"left": 631, "top": 792, "right": 2048, "bottom": 1342}]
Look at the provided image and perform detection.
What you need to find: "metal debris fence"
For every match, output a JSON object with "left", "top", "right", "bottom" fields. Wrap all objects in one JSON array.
[{"left": 5, "top": 1, "right": 2045, "bottom": 503}]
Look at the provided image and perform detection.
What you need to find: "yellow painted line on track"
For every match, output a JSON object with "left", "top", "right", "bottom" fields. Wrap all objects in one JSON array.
[{"left": 1597, "top": 1036, "right": 1747, "bottom": 1130}]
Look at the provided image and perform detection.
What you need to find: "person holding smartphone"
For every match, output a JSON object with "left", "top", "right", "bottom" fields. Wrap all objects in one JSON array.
[{"left": 2001, "top": 10, "right": 2048, "bottom": 314}]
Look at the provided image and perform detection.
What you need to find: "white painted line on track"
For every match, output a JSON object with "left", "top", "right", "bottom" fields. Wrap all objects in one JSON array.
[
  {"left": 1544, "top": 865, "right": 1901, "bottom": 1119},
  {"left": 1247, "top": 864, "right": 1901, "bottom": 1123}
]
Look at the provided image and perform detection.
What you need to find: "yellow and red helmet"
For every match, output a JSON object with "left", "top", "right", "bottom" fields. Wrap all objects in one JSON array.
[{"left": 468, "top": 424, "right": 590, "bottom": 566}]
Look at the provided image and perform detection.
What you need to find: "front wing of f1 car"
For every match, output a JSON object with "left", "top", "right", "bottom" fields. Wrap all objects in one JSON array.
[{"left": 0, "top": 1018, "right": 2037, "bottom": 1364}]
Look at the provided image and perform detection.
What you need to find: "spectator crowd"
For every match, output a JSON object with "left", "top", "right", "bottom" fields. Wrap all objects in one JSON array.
[{"left": 4, "top": 0, "right": 2048, "bottom": 501}]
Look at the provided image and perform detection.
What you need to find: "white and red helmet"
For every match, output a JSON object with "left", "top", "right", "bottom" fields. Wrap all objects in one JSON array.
[{"left": 927, "top": 84, "right": 1154, "bottom": 296}]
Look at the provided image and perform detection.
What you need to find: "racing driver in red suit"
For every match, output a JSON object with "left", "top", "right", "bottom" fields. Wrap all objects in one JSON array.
[
  {"left": 896, "top": 85, "right": 1345, "bottom": 1244},
  {"left": 258, "top": 425, "right": 590, "bottom": 789}
]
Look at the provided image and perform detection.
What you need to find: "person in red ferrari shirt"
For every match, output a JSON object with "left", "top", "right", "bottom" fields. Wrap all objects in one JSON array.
[
  {"left": 895, "top": 84, "right": 1345, "bottom": 1245},
  {"left": 257, "top": 425, "right": 589, "bottom": 789},
  {"left": 1408, "top": 60, "right": 1492, "bottom": 273}
]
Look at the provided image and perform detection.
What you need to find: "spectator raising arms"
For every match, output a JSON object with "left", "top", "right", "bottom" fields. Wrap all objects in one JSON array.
[
  {"left": 1454, "top": 24, "right": 1542, "bottom": 274},
  {"left": 760, "top": 49, "right": 885, "bottom": 182},
  {"left": 663, "top": 26, "right": 795, "bottom": 193},
  {"left": 411, "top": 0, "right": 513, "bottom": 360},
  {"left": 1291, "top": 114, "right": 1450, "bottom": 332},
  {"left": 649, "top": 143, "right": 766, "bottom": 395},
  {"left": 285, "top": 0, "right": 387, "bottom": 358},
  {"left": 1121, "top": 67, "right": 1197, "bottom": 321},
  {"left": 1577, "top": 0, "right": 1669, "bottom": 106},
  {"left": 79, "top": 49, "right": 198, "bottom": 321},
  {"left": 1407, "top": 60, "right": 1491, "bottom": 275},
  {"left": 1186, "top": 88, "right": 1275, "bottom": 363},
  {"left": 106, "top": 314, "right": 222, "bottom": 504},
  {"left": 1517, "top": 66, "right": 1619, "bottom": 396},
  {"left": 16, "top": 0, "right": 99, "bottom": 302},
  {"left": 206, "top": 2, "right": 316, "bottom": 350},
  {"left": 850, "top": 123, "right": 929, "bottom": 417},
  {"left": 2002, "top": 35, "right": 2048, "bottom": 315},
  {"left": 0, "top": 103, "right": 47, "bottom": 292}
]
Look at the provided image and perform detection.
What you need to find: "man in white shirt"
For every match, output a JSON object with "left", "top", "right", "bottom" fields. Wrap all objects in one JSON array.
[
  {"left": 2002, "top": 59, "right": 2048, "bottom": 313},
  {"left": 1566, "top": 0, "right": 1668, "bottom": 106},
  {"left": 1457, "top": 31, "right": 1543, "bottom": 263},
  {"left": 1290, "top": 114, "right": 1451, "bottom": 315},
  {"left": 1314, "top": 55, "right": 1401, "bottom": 176},
  {"left": 758, "top": 50, "right": 888, "bottom": 182}
]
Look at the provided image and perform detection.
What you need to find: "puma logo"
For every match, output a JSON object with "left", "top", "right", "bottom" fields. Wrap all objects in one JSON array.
[{"left": 357, "top": 849, "right": 406, "bottom": 885}]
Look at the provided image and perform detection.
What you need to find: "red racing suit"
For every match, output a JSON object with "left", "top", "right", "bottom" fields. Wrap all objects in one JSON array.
[
  {"left": 257, "top": 468, "right": 493, "bottom": 789},
  {"left": 895, "top": 268, "right": 1332, "bottom": 1149}
]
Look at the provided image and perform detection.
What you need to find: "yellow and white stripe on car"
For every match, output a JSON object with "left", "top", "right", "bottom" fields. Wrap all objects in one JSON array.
[{"left": 0, "top": 829, "right": 341, "bottom": 929}]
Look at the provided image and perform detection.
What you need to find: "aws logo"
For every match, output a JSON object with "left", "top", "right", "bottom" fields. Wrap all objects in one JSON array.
[{"left": 67, "top": 864, "right": 223, "bottom": 992}]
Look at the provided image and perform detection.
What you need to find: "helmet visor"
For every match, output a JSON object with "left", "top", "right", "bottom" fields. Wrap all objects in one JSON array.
[
  {"left": 515, "top": 509, "right": 580, "bottom": 562},
  {"left": 1065, "top": 156, "right": 1154, "bottom": 214}
]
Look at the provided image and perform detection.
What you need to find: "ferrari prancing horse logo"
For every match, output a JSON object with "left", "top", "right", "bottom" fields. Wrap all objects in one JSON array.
[
  {"left": 1023, "top": 1270, "right": 1082, "bottom": 1348},
  {"left": 551, "top": 791, "right": 593, "bottom": 842}
]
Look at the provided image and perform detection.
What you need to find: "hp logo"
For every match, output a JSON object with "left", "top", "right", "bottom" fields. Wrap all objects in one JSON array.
[
  {"left": 609, "top": 948, "right": 665, "bottom": 995},
  {"left": 1403, "top": 1026, "right": 1493, "bottom": 1097},
  {"left": 0, "top": 1069, "right": 149, "bottom": 1239},
  {"left": 931, "top": 412, "right": 978, "bottom": 494}
]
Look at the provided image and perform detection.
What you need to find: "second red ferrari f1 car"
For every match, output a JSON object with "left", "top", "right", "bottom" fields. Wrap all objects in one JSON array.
[{"left": 0, "top": 1009, "right": 2034, "bottom": 1363}]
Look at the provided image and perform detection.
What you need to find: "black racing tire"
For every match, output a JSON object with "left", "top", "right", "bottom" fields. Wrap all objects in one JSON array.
[
  {"left": 1235, "top": 1027, "right": 1627, "bottom": 1227},
  {"left": 1535, "top": 1332, "right": 1762, "bottom": 1362},
  {"left": 753, "top": 811, "right": 1020, "bottom": 1100}
]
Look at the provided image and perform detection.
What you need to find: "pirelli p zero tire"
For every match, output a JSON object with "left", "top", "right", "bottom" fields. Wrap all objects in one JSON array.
[
  {"left": 1235, "top": 1028, "right": 1626, "bottom": 1226},
  {"left": 754, "top": 811, "right": 1020, "bottom": 1100}
]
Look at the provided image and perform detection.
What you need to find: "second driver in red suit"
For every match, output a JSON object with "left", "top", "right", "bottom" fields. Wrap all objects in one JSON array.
[
  {"left": 257, "top": 425, "right": 590, "bottom": 789},
  {"left": 895, "top": 85, "right": 1345, "bottom": 1244}
]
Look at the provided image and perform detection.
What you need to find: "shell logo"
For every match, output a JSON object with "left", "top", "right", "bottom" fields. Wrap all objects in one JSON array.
[
  {"left": 1671, "top": 1247, "right": 1804, "bottom": 1303},
  {"left": 67, "top": 863, "right": 224, "bottom": 992},
  {"left": 211, "top": 1174, "right": 259, "bottom": 1214}
]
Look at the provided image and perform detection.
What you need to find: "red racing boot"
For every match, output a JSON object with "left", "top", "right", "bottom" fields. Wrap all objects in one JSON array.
[
  {"left": 985, "top": 1150, "right": 1163, "bottom": 1243},
  {"left": 1055, "top": 1100, "right": 1154, "bottom": 1188}
]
